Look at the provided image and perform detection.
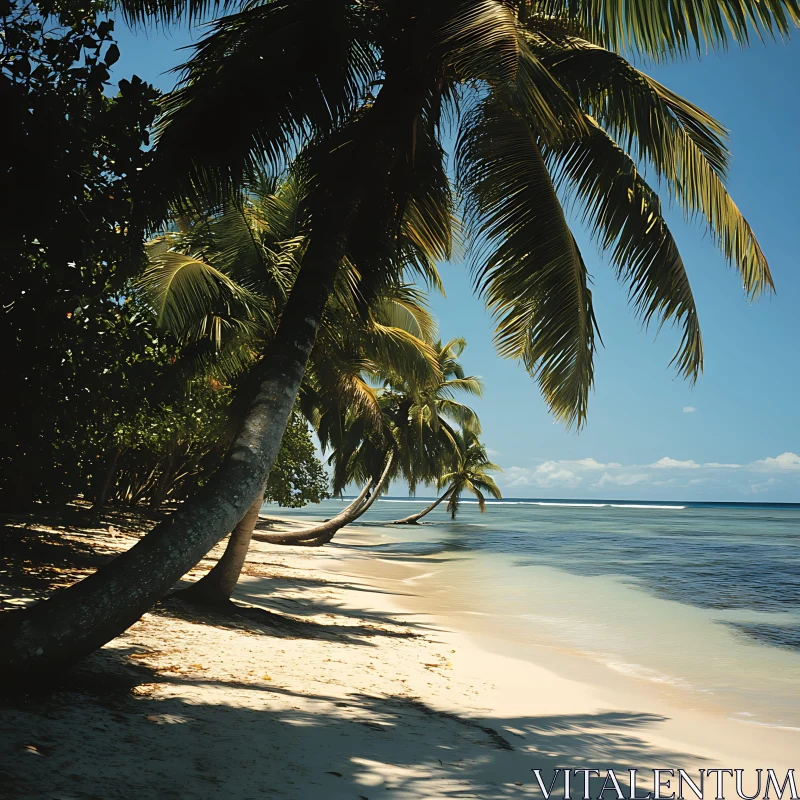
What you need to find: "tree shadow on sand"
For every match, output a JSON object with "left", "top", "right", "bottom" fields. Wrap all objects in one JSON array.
[
  {"left": 152, "top": 591, "right": 423, "bottom": 648},
  {"left": 0, "top": 506, "right": 162, "bottom": 607},
  {"left": 0, "top": 649, "right": 703, "bottom": 800}
]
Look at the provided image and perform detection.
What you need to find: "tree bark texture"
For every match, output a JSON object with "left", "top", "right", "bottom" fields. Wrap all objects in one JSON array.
[{"left": 176, "top": 497, "right": 264, "bottom": 606}]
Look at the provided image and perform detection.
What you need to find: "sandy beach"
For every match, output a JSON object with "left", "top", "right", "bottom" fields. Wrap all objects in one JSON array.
[{"left": 1, "top": 512, "right": 797, "bottom": 799}]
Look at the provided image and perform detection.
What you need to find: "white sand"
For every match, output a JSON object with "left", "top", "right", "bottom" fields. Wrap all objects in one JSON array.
[{"left": 1, "top": 515, "right": 797, "bottom": 799}]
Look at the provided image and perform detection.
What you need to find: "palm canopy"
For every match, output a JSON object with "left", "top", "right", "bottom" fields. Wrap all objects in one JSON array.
[
  {"left": 319, "top": 337, "right": 485, "bottom": 497},
  {"left": 441, "top": 428, "right": 503, "bottom": 520},
  {"left": 124, "top": 0, "right": 792, "bottom": 427},
  {"left": 137, "top": 170, "right": 445, "bottom": 433}
]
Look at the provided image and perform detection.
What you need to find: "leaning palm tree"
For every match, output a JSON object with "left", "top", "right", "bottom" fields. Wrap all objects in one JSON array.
[
  {"left": 255, "top": 337, "right": 485, "bottom": 545},
  {"left": 4, "top": 0, "right": 796, "bottom": 677},
  {"left": 253, "top": 430, "right": 398, "bottom": 547},
  {"left": 393, "top": 428, "right": 502, "bottom": 524},
  {"left": 441, "top": 429, "right": 502, "bottom": 520},
  {"left": 137, "top": 173, "right": 444, "bottom": 603}
]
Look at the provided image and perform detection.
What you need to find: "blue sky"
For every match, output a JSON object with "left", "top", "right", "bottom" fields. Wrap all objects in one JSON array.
[{"left": 113, "top": 21, "right": 800, "bottom": 502}]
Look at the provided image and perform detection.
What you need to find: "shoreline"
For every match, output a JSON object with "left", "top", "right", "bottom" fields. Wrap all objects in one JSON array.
[
  {"left": 1, "top": 512, "right": 797, "bottom": 798},
  {"left": 305, "top": 520, "right": 799, "bottom": 773}
]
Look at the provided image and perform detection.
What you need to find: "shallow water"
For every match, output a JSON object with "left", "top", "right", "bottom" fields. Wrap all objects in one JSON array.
[{"left": 264, "top": 497, "right": 800, "bottom": 730}]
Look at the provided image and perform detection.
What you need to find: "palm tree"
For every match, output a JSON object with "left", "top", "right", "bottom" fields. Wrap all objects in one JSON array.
[
  {"left": 137, "top": 173, "right": 444, "bottom": 603},
  {"left": 442, "top": 429, "right": 502, "bottom": 520},
  {"left": 393, "top": 427, "right": 501, "bottom": 523},
  {"left": 252, "top": 451, "right": 395, "bottom": 546},
  {"left": 3, "top": 0, "right": 794, "bottom": 677},
  {"left": 254, "top": 337, "right": 484, "bottom": 545},
  {"left": 390, "top": 488, "right": 455, "bottom": 525}
]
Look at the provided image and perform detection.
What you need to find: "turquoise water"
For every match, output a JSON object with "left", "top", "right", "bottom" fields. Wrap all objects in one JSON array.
[{"left": 264, "top": 497, "right": 800, "bottom": 729}]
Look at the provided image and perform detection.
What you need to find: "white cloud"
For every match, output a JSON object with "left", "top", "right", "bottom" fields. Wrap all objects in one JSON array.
[
  {"left": 571, "top": 457, "right": 621, "bottom": 470},
  {"left": 597, "top": 472, "right": 649, "bottom": 487},
  {"left": 683, "top": 406, "right": 697, "bottom": 413},
  {"left": 486, "top": 448, "right": 502, "bottom": 458},
  {"left": 505, "top": 457, "right": 628, "bottom": 489},
  {"left": 649, "top": 457, "right": 701, "bottom": 469},
  {"left": 538, "top": 469, "right": 582, "bottom": 488},
  {"left": 499, "top": 452, "right": 799, "bottom": 498},
  {"left": 505, "top": 464, "right": 583, "bottom": 489},
  {"left": 754, "top": 452, "right": 800, "bottom": 471}
]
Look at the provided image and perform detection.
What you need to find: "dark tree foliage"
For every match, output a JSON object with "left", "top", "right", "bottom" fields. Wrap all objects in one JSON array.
[
  {"left": 0, "top": 0, "right": 162, "bottom": 509},
  {"left": 265, "top": 412, "right": 330, "bottom": 508}
]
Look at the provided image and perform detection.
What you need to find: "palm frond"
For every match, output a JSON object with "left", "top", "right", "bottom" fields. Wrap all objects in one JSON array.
[
  {"left": 435, "top": 2, "right": 585, "bottom": 142},
  {"left": 208, "top": 201, "right": 295, "bottom": 301},
  {"left": 139, "top": 248, "right": 272, "bottom": 341},
  {"left": 364, "top": 323, "right": 443, "bottom": 387},
  {"left": 456, "top": 98, "right": 598, "bottom": 428},
  {"left": 119, "top": 0, "right": 234, "bottom": 25},
  {"left": 535, "top": 36, "right": 773, "bottom": 297},
  {"left": 436, "top": 0, "right": 523, "bottom": 85},
  {"left": 546, "top": 116, "right": 703, "bottom": 379},
  {"left": 153, "top": 0, "right": 377, "bottom": 203},
  {"left": 469, "top": 474, "right": 503, "bottom": 499},
  {"left": 436, "top": 398, "right": 483, "bottom": 433},
  {"left": 372, "top": 293, "right": 439, "bottom": 343},
  {"left": 532, "top": 35, "right": 729, "bottom": 176},
  {"left": 439, "top": 376, "right": 484, "bottom": 398},
  {"left": 524, "top": 0, "right": 800, "bottom": 59}
]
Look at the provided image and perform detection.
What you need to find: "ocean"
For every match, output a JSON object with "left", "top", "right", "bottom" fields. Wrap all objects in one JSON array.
[{"left": 263, "top": 497, "right": 800, "bottom": 731}]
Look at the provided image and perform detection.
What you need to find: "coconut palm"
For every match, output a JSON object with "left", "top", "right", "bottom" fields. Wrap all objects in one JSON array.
[
  {"left": 380, "top": 338, "right": 483, "bottom": 488},
  {"left": 442, "top": 429, "right": 502, "bottom": 520},
  {"left": 254, "top": 337, "right": 485, "bottom": 545},
  {"left": 393, "top": 428, "right": 501, "bottom": 523},
  {"left": 137, "top": 173, "right": 444, "bottom": 603},
  {"left": 252, "top": 436, "right": 397, "bottom": 547},
  {"left": 4, "top": 0, "right": 795, "bottom": 677}
]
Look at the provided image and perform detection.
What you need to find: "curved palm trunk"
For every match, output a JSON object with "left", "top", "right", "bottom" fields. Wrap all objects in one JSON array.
[
  {"left": 254, "top": 454, "right": 394, "bottom": 547},
  {"left": 180, "top": 479, "right": 374, "bottom": 605},
  {"left": 0, "top": 180, "right": 365, "bottom": 679},
  {"left": 250, "top": 479, "right": 374, "bottom": 546},
  {"left": 175, "top": 497, "right": 263, "bottom": 607},
  {"left": 390, "top": 486, "right": 453, "bottom": 524}
]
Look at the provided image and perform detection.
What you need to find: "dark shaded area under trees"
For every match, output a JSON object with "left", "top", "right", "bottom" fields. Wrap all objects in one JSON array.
[{"left": 0, "top": 0, "right": 329, "bottom": 515}]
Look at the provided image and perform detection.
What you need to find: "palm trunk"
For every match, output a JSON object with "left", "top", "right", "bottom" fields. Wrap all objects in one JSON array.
[
  {"left": 252, "top": 473, "right": 379, "bottom": 546},
  {"left": 262, "top": 453, "right": 394, "bottom": 548},
  {"left": 0, "top": 33, "right": 431, "bottom": 679},
  {"left": 390, "top": 486, "right": 453, "bottom": 524},
  {"left": 176, "top": 497, "right": 263, "bottom": 607},
  {"left": 179, "top": 479, "right": 374, "bottom": 603}
]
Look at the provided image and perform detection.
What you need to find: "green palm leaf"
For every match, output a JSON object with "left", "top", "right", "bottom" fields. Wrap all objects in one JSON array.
[
  {"left": 139, "top": 246, "right": 272, "bottom": 342},
  {"left": 153, "top": 0, "right": 377, "bottom": 201},
  {"left": 435, "top": 1, "right": 585, "bottom": 141},
  {"left": 535, "top": 36, "right": 773, "bottom": 297},
  {"left": 525, "top": 0, "right": 800, "bottom": 59},
  {"left": 545, "top": 115, "right": 703, "bottom": 379},
  {"left": 457, "top": 98, "right": 598, "bottom": 427}
]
